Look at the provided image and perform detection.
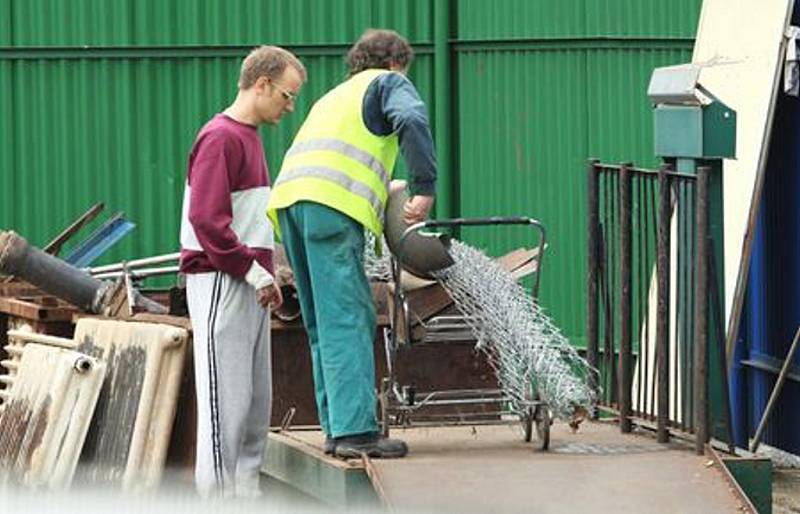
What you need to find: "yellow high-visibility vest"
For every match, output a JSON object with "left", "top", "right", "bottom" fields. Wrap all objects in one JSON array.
[{"left": 267, "top": 69, "right": 399, "bottom": 237}]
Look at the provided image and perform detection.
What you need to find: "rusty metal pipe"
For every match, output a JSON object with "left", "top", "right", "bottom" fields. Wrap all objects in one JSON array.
[
  {"left": 0, "top": 230, "right": 111, "bottom": 312},
  {"left": 0, "top": 231, "right": 166, "bottom": 316}
]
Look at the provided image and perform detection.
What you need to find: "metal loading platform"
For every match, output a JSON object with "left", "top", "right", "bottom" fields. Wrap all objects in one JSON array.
[{"left": 262, "top": 421, "right": 754, "bottom": 513}]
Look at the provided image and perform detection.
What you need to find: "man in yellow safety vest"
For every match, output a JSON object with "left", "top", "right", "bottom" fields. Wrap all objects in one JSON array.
[{"left": 267, "top": 29, "right": 437, "bottom": 458}]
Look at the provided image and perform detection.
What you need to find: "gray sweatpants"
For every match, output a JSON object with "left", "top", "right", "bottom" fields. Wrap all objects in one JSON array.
[{"left": 186, "top": 271, "right": 272, "bottom": 498}]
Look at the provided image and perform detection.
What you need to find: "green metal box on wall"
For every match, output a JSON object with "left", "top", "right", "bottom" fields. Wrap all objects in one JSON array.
[
  {"left": 0, "top": 0, "right": 703, "bottom": 348},
  {"left": 654, "top": 102, "right": 736, "bottom": 158}
]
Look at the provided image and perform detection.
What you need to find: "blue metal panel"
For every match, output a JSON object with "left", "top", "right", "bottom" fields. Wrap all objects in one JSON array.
[
  {"left": 63, "top": 213, "right": 136, "bottom": 268},
  {"left": 736, "top": 81, "right": 800, "bottom": 454}
]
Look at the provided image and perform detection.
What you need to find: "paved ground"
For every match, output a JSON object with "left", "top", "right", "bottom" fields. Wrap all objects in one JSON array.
[
  {"left": 774, "top": 468, "right": 800, "bottom": 514},
  {"left": 291, "top": 421, "right": 747, "bottom": 513}
]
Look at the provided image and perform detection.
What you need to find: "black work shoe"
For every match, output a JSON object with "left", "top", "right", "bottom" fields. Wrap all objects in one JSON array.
[
  {"left": 334, "top": 433, "right": 408, "bottom": 459},
  {"left": 323, "top": 436, "right": 336, "bottom": 455}
]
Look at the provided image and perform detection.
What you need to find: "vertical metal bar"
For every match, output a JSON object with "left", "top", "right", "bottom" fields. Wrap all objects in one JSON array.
[
  {"left": 433, "top": 0, "right": 453, "bottom": 220},
  {"left": 678, "top": 179, "right": 687, "bottom": 430},
  {"left": 657, "top": 165, "right": 671, "bottom": 443},
  {"left": 602, "top": 169, "right": 615, "bottom": 404},
  {"left": 610, "top": 171, "right": 618, "bottom": 404},
  {"left": 619, "top": 163, "right": 633, "bottom": 433},
  {"left": 587, "top": 159, "right": 600, "bottom": 403},
  {"left": 633, "top": 175, "right": 650, "bottom": 418},
  {"left": 688, "top": 183, "right": 696, "bottom": 432},
  {"left": 708, "top": 246, "right": 735, "bottom": 453},
  {"left": 668, "top": 180, "right": 683, "bottom": 427},
  {"left": 600, "top": 169, "right": 614, "bottom": 405},
  {"left": 649, "top": 177, "right": 659, "bottom": 419},
  {"left": 694, "top": 166, "right": 710, "bottom": 455},
  {"left": 643, "top": 176, "right": 653, "bottom": 419}
]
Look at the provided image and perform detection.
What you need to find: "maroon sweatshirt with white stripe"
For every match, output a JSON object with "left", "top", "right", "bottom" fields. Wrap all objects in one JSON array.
[{"left": 179, "top": 114, "right": 274, "bottom": 278}]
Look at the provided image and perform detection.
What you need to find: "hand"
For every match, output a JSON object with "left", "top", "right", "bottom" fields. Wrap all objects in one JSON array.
[
  {"left": 403, "top": 195, "right": 434, "bottom": 225},
  {"left": 389, "top": 179, "right": 407, "bottom": 195},
  {"left": 256, "top": 283, "right": 283, "bottom": 311}
]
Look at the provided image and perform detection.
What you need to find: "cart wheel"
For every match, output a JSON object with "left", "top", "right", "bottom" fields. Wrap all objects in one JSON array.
[
  {"left": 523, "top": 407, "right": 534, "bottom": 443},
  {"left": 534, "top": 406, "right": 551, "bottom": 451}
]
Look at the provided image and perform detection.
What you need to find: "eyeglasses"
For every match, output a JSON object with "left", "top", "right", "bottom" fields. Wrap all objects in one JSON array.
[{"left": 270, "top": 79, "right": 297, "bottom": 102}]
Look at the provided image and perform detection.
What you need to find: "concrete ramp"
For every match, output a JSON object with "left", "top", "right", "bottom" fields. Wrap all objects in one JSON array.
[
  {"left": 267, "top": 422, "right": 751, "bottom": 513},
  {"left": 370, "top": 422, "right": 745, "bottom": 513}
]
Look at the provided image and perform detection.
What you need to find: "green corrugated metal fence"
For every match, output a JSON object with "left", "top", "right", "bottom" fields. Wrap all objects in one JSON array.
[{"left": 0, "top": 0, "right": 701, "bottom": 346}]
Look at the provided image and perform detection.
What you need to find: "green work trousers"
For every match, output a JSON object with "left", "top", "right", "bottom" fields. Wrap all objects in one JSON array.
[{"left": 277, "top": 202, "right": 378, "bottom": 438}]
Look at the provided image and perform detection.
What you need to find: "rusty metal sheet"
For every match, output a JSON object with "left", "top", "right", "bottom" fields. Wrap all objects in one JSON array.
[
  {"left": 271, "top": 324, "right": 497, "bottom": 427},
  {"left": 72, "top": 318, "right": 189, "bottom": 491},
  {"left": 0, "top": 343, "right": 105, "bottom": 489}
]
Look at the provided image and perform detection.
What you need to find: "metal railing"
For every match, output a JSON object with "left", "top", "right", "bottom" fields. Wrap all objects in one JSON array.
[{"left": 587, "top": 159, "right": 724, "bottom": 448}]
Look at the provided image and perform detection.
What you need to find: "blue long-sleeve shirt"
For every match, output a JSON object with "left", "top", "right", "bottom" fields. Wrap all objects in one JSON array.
[{"left": 362, "top": 72, "right": 437, "bottom": 196}]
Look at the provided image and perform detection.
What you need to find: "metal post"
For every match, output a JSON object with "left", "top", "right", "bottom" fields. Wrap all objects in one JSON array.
[
  {"left": 694, "top": 165, "right": 710, "bottom": 454},
  {"left": 434, "top": 0, "right": 453, "bottom": 220},
  {"left": 656, "top": 164, "right": 671, "bottom": 443},
  {"left": 619, "top": 163, "right": 633, "bottom": 433},
  {"left": 587, "top": 159, "right": 600, "bottom": 402},
  {"left": 708, "top": 245, "right": 735, "bottom": 453}
]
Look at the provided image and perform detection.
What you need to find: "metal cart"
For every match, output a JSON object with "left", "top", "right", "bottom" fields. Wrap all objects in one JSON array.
[{"left": 379, "top": 216, "right": 552, "bottom": 450}]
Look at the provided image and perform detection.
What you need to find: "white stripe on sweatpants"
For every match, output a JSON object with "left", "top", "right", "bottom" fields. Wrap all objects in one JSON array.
[{"left": 186, "top": 271, "right": 272, "bottom": 498}]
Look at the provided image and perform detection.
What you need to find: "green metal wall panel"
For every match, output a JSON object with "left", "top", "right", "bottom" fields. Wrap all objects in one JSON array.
[
  {"left": 584, "top": 0, "right": 700, "bottom": 38},
  {"left": 587, "top": 48, "right": 694, "bottom": 165},
  {"left": 458, "top": 0, "right": 585, "bottom": 40},
  {"left": 7, "top": 0, "right": 432, "bottom": 46},
  {"left": 0, "top": 51, "right": 433, "bottom": 262},
  {"left": 457, "top": 48, "right": 589, "bottom": 344},
  {"left": 458, "top": 0, "right": 700, "bottom": 40},
  {"left": 0, "top": 0, "right": 702, "bottom": 347},
  {"left": 0, "top": 60, "right": 11, "bottom": 229},
  {"left": 456, "top": 43, "right": 694, "bottom": 346},
  {"left": 0, "top": 0, "right": 10, "bottom": 45}
]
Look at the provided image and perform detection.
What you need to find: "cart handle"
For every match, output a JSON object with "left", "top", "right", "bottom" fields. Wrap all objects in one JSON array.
[{"left": 397, "top": 216, "right": 547, "bottom": 298}]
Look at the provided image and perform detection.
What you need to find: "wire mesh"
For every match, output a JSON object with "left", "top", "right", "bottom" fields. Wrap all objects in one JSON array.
[{"left": 366, "top": 234, "right": 596, "bottom": 420}]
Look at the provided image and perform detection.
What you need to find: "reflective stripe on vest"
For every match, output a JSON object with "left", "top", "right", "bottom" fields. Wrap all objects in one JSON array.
[
  {"left": 283, "top": 138, "right": 390, "bottom": 187},
  {"left": 274, "top": 165, "right": 385, "bottom": 223},
  {"left": 267, "top": 69, "right": 399, "bottom": 238}
]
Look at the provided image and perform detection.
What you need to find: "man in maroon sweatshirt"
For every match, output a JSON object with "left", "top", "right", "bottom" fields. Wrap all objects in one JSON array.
[{"left": 179, "top": 45, "right": 305, "bottom": 498}]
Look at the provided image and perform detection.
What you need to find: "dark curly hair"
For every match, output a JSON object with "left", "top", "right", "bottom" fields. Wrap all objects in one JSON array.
[{"left": 346, "top": 29, "right": 414, "bottom": 77}]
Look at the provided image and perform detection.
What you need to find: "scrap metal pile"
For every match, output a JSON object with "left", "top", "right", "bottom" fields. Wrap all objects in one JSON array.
[{"left": 0, "top": 205, "right": 191, "bottom": 490}]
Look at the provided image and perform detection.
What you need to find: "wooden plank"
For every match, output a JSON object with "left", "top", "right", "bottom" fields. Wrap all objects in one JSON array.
[{"left": 0, "top": 297, "right": 76, "bottom": 321}]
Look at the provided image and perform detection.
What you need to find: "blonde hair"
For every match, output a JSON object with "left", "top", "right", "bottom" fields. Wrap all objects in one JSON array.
[{"left": 238, "top": 45, "right": 306, "bottom": 89}]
